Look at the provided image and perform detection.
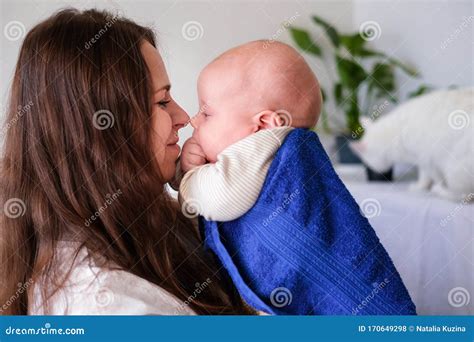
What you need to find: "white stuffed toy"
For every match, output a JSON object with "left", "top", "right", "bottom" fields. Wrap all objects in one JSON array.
[{"left": 350, "top": 87, "right": 473, "bottom": 201}]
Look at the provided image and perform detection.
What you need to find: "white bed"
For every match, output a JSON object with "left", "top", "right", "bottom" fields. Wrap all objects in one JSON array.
[{"left": 340, "top": 175, "right": 473, "bottom": 315}]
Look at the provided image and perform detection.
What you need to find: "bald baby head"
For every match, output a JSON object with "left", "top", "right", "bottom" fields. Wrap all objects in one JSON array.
[
  {"left": 191, "top": 40, "right": 322, "bottom": 162},
  {"left": 199, "top": 40, "right": 322, "bottom": 128}
]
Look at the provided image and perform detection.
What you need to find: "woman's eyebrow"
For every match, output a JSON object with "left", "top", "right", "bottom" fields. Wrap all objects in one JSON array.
[{"left": 154, "top": 84, "right": 171, "bottom": 95}]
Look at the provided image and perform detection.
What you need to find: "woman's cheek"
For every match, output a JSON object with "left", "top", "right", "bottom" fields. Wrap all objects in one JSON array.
[
  {"left": 151, "top": 109, "right": 172, "bottom": 163},
  {"left": 162, "top": 151, "right": 176, "bottom": 181},
  {"left": 155, "top": 108, "right": 173, "bottom": 142}
]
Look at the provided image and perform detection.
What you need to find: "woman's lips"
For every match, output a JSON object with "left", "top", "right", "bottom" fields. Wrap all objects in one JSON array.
[
  {"left": 167, "top": 136, "right": 179, "bottom": 145},
  {"left": 167, "top": 132, "right": 180, "bottom": 152},
  {"left": 167, "top": 141, "right": 180, "bottom": 153}
]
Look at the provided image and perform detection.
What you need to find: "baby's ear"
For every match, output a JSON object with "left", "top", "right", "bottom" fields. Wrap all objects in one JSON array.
[{"left": 254, "top": 110, "right": 282, "bottom": 130}]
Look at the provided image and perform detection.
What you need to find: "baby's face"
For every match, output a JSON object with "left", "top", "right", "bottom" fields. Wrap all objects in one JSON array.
[{"left": 190, "top": 67, "right": 260, "bottom": 163}]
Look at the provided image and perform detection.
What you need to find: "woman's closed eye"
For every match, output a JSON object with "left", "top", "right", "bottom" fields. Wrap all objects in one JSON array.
[{"left": 156, "top": 99, "right": 171, "bottom": 108}]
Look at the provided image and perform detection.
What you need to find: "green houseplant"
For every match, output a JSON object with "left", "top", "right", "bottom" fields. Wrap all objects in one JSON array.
[{"left": 289, "top": 15, "right": 419, "bottom": 169}]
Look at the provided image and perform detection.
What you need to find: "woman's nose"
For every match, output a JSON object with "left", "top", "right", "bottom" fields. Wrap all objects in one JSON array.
[{"left": 173, "top": 104, "right": 190, "bottom": 130}]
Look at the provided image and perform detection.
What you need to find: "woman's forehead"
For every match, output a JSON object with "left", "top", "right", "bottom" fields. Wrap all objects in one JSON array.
[{"left": 141, "top": 41, "right": 170, "bottom": 91}]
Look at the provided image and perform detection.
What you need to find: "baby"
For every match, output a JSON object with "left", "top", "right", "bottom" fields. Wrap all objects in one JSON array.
[
  {"left": 178, "top": 40, "right": 322, "bottom": 220},
  {"left": 175, "top": 40, "right": 416, "bottom": 315}
]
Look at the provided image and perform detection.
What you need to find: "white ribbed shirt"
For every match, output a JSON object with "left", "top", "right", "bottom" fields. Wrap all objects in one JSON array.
[{"left": 179, "top": 127, "right": 293, "bottom": 222}]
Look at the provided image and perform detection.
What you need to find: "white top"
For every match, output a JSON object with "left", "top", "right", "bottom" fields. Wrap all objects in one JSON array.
[
  {"left": 29, "top": 241, "right": 196, "bottom": 315},
  {"left": 179, "top": 127, "right": 293, "bottom": 221}
]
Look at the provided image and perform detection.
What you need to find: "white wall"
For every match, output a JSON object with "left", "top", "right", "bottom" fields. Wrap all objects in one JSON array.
[
  {"left": 353, "top": 0, "right": 473, "bottom": 100},
  {"left": 1, "top": 0, "right": 472, "bottom": 150},
  {"left": 0, "top": 0, "right": 353, "bottom": 145}
]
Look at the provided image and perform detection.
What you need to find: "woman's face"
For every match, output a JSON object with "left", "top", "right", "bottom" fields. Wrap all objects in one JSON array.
[{"left": 141, "top": 42, "right": 189, "bottom": 182}]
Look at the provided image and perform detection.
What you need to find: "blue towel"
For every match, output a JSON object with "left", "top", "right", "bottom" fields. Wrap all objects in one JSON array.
[{"left": 200, "top": 128, "right": 416, "bottom": 315}]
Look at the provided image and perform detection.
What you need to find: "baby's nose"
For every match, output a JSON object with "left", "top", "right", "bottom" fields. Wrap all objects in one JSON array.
[{"left": 190, "top": 114, "right": 199, "bottom": 128}]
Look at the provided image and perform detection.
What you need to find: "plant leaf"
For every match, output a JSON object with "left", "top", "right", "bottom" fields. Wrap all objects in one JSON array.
[
  {"left": 334, "top": 83, "right": 343, "bottom": 105},
  {"left": 358, "top": 48, "right": 381, "bottom": 57},
  {"left": 407, "top": 84, "right": 433, "bottom": 98},
  {"left": 289, "top": 27, "right": 322, "bottom": 56},
  {"left": 336, "top": 55, "right": 368, "bottom": 90},
  {"left": 319, "top": 107, "right": 332, "bottom": 134},
  {"left": 346, "top": 93, "right": 362, "bottom": 135},
  {"left": 387, "top": 57, "right": 419, "bottom": 77},
  {"left": 360, "top": 49, "right": 419, "bottom": 77},
  {"left": 320, "top": 87, "right": 327, "bottom": 102},
  {"left": 367, "top": 63, "right": 396, "bottom": 101},
  {"left": 339, "top": 33, "right": 366, "bottom": 56},
  {"left": 312, "top": 15, "right": 340, "bottom": 47}
]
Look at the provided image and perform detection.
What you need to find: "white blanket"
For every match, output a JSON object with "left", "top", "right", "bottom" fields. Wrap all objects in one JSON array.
[{"left": 345, "top": 181, "right": 473, "bottom": 315}]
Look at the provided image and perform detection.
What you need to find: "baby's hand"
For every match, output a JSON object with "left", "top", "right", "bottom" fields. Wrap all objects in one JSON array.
[{"left": 181, "top": 137, "right": 207, "bottom": 172}]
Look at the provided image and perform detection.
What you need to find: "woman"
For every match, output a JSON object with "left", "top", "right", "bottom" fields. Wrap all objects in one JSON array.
[{"left": 0, "top": 8, "right": 252, "bottom": 315}]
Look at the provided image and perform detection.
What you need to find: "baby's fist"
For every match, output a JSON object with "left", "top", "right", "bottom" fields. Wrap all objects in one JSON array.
[{"left": 181, "top": 137, "right": 207, "bottom": 172}]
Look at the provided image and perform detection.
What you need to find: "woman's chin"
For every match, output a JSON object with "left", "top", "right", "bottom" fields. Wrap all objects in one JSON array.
[{"left": 167, "top": 143, "right": 181, "bottom": 154}]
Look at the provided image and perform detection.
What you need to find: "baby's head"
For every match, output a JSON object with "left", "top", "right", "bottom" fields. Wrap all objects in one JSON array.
[{"left": 191, "top": 40, "right": 322, "bottom": 162}]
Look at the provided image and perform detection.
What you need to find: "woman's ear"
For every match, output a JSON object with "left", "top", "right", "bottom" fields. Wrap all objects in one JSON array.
[{"left": 253, "top": 110, "right": 283, "bottom": 131}]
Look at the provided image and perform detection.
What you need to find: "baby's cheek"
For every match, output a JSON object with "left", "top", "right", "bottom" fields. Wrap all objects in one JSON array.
[
  {"left": 201, "top": 136, "right": 224, "bottom": 163},
  {"left": 204, "top": 141, "right": 220, "bottom": 163},
  {"left": 197, "top": 123, "right": 232, "bottom": 162}
]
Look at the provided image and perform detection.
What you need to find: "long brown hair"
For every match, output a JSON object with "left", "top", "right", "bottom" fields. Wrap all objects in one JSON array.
[{"left": 0, "top": 8, "right": 251, "bottom": 315}]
